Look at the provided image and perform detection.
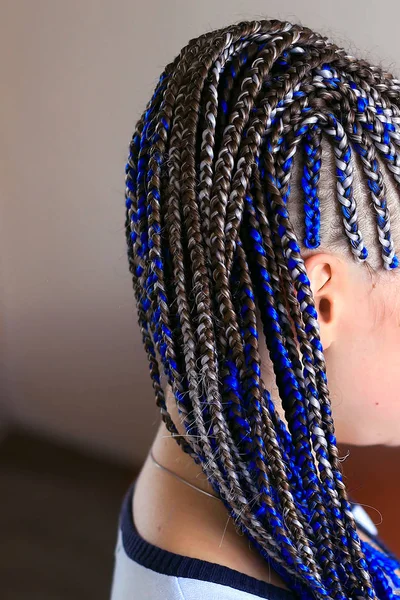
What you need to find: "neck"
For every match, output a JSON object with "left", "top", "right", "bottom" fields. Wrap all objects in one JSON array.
[
  {"left": 134, "top": 388, "right": 378, "bottom": 591},
  {"left": 140, "top": 417, "right": 289, "bottom": 588},
  {"left": 133, "top": 385, "right": 288, "bottom": 588}
]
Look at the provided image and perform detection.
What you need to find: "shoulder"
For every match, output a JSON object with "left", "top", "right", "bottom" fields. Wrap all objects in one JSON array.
[
  {"left": 111, "top": 536, "right": 274, "bottom": 599},
  {"left": 111, "top": 483, "right": 295, "bottom": 600},
  {"left": 111, "top": 530, "right": 184, "bottom": 599},
  {"left": 111, "top": 529, "right": 286, "bottom": 600}
]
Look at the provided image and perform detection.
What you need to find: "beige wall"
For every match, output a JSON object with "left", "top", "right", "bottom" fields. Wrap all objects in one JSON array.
[{"left": 1, "top": 0, "right": 400, "bottom": 463}]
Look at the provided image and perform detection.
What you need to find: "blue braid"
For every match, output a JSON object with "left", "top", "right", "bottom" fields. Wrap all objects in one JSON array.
[
  {"left": 302, "top": 125, "right": 322, "bottom": 249},
  {"left": 230, "top": 244, "right": 323, "bottom": 587},
  {"left": 232, "top": 241, "right": 306, "bottom": 507},
  {"left": 125, "top": 98, "right": 174, "bottom": 427},
  {"left": 244, "top": 192, "right": 334, "bottom": 540}
]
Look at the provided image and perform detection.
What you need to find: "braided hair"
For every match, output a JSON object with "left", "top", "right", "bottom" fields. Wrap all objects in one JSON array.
[{"left": 124, "top": 19, "right": 400, "bottom": 600}]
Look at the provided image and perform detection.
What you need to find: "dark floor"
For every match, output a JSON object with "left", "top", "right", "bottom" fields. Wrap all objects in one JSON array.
[{"left": 0, "top": 431, "right": 134, "bottom": 600}]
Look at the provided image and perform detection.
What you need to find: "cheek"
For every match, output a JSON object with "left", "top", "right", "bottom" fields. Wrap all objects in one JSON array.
[
  {"left": 330, "top": 317, "right": 400, "bottom": 446},
  {"left": 370, "top": 320, "right": 400, "bottom": 441}
]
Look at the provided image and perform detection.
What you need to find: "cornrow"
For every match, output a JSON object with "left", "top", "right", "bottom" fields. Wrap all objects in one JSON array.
[
  {"left": 125, "top": 19, "right": 400, "bottom": 599},
  {"left": 303, "top": 124, "right": 322, "bottom": 249}
]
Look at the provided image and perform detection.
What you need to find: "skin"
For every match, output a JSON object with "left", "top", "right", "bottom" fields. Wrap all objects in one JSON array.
[{"left": 133, "top": 252, "right": 400, "bottom": 588}]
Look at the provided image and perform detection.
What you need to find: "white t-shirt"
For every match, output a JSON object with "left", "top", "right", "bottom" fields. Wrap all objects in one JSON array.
[{"left": 110, "top": 482, "right": 380, "bottom": 600}]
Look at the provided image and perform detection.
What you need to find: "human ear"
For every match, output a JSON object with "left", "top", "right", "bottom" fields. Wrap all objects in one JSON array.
[{"left": 303, "top": 253, "right": 347, "bottom": 350}]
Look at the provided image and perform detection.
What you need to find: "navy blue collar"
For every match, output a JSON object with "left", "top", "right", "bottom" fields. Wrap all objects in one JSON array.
[{"left": 119, "top": 482, "right": 295, "bottom": 600}]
